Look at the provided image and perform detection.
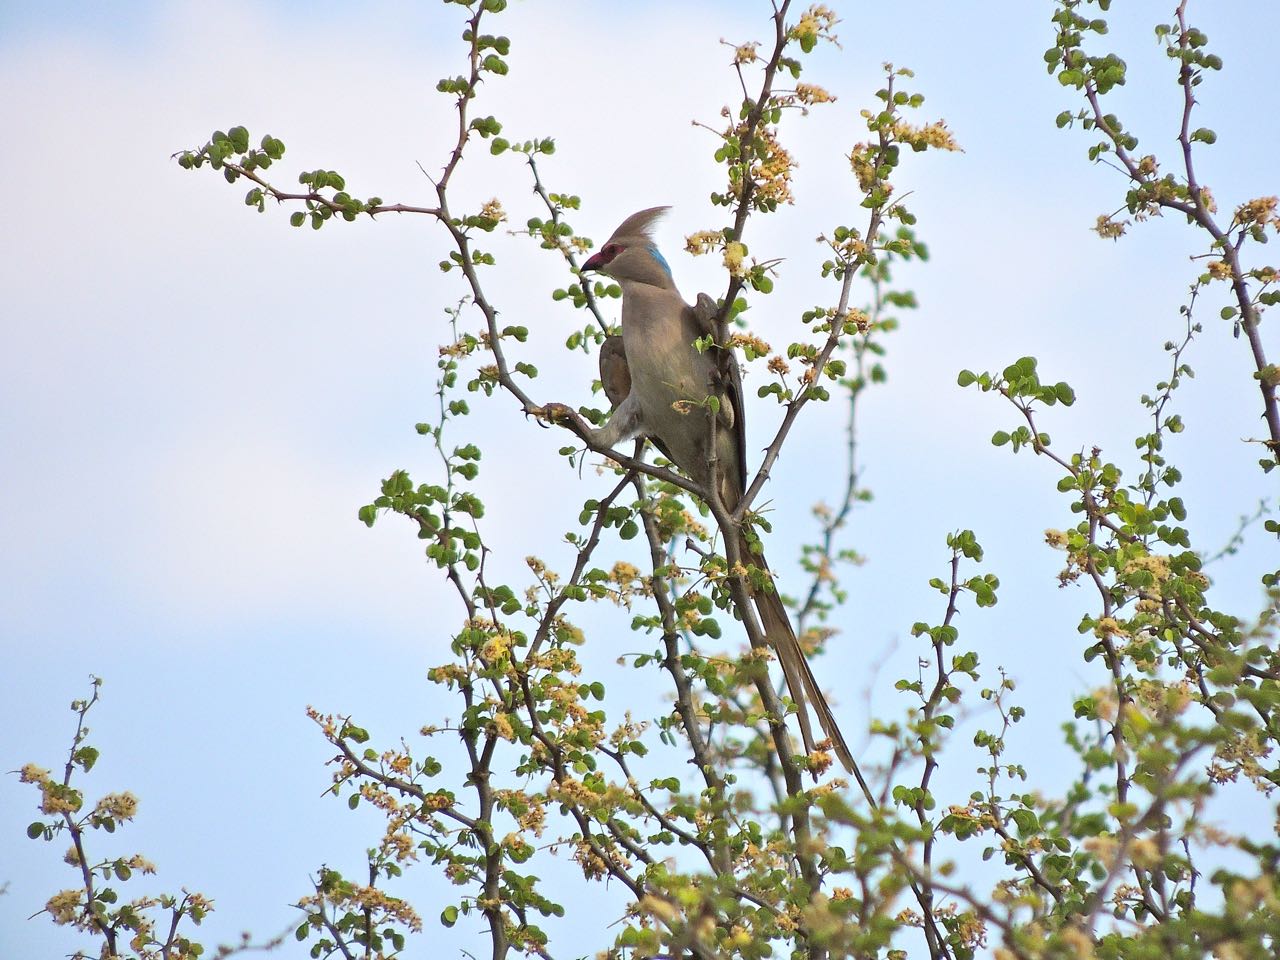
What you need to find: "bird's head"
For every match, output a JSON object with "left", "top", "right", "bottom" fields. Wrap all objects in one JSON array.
[{"left": 581, "top": 206, "right": 675, "bottom": 289}]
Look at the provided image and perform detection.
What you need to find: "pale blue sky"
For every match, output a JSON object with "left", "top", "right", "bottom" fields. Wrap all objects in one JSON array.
[{"left": 2, "top": 1, "right": 1276, "bottom": 957}]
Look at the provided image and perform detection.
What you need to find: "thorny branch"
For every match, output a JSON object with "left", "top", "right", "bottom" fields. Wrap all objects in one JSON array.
[{"left": 1067, "top": 0, "right": 1280, "bottom": 462}]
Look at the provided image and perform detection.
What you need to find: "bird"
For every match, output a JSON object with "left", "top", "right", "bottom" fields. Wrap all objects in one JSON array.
[{"left": 580, "top": 206, "right": 854, "bottom": 774}]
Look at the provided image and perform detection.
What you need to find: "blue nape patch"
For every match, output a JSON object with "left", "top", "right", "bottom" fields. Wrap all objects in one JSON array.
[{"left": 647, "top": 244, "right": 672, "bottom": 277}]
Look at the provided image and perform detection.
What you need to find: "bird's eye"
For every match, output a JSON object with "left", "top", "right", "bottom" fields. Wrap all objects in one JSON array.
[{"left": 602, "top": 243, "right": 622, "bottom": 259}]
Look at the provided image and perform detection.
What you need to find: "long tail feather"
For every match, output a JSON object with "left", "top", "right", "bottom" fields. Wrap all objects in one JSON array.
[{"left": 749, "top": 542, "right": 855, "bottom": 774}]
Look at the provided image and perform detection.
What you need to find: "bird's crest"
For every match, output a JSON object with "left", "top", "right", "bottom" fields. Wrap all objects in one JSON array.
[{"left": 607, "top": 206, "right": 670, "bottom": 245}]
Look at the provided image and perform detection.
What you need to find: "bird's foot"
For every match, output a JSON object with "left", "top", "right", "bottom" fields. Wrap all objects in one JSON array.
[{"left": 531, "top": 402, "right": 582, "bottom": 428}]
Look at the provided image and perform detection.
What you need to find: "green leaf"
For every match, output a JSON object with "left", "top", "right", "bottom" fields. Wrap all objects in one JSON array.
[
  {"left": 991, "top": 430, "right": 1011, "bottom": 447},
  {"left": 27, "top": 821, "right": 44, "bottom": 840},
  {"left": 1009, "top": 808, "right": 1040, "bottom": 835},
  {"left": 441, "top": 905, "right": 459, "bottom": 928},
  {"left": 340, "top": 723, "right": 370, "bottom": 744}
]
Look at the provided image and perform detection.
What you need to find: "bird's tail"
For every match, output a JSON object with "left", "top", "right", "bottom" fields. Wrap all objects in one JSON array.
[{"left": 748, "top": 541, "right": 855, "bottom": 775}]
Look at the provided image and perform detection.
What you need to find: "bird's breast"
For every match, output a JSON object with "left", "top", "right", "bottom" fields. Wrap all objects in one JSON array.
[{"left": 621, "top": 328, "right": 699, "bottom": 401}]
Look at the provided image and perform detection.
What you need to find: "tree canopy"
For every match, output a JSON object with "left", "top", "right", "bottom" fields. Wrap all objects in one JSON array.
[{"left": 9, "top": 2, "right": 1279, "bottom": 959}]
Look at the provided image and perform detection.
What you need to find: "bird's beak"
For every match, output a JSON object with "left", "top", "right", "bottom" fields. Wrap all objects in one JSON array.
[{"left": 581, "top": 251, "right": 606, "bottom": 272}]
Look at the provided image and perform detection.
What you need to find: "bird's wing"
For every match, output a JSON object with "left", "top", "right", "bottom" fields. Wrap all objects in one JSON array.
[
  {"left": 724, "top": 338, "right": 748, "bottom": 499},
  {"left": 599, "top": 336, "right": 632, "bottom": 409},
  {"left": 691, "top": 293, "right": 748, "bottom": 500}
]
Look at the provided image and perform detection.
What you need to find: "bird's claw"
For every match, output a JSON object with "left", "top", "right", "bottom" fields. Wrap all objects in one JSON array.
[{"left": 532, "top": 402, "right": 578, "bottom": 426}]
